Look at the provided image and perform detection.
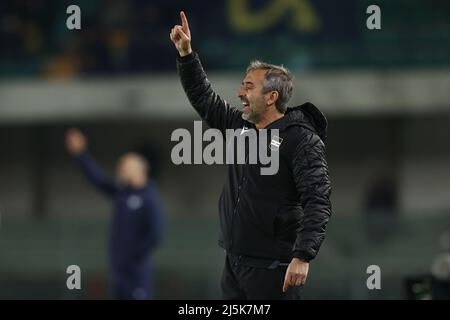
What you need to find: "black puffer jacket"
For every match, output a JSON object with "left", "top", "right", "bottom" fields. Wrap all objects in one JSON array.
[{"left": 177, "top": 52, "right": 332, "bottom": 263}]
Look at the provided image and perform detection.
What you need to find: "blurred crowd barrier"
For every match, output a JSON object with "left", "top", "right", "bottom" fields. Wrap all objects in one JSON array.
[{"left": 1, "top": 71, "right": 449, "bottom": 124}]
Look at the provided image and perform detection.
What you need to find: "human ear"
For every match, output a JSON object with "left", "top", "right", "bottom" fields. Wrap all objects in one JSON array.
[{"left": 266, "top": 91, "right": 279, "bottom": 106}]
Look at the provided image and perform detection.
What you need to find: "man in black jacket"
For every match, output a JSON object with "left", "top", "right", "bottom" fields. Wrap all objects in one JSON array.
[{"left": 170, "top": 11, "right": 332, "bottom": 300}]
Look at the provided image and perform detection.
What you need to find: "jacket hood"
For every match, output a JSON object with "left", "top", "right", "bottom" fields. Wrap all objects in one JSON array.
[{"left": 284, "top": 102, "right": 328, "bottom": 143}]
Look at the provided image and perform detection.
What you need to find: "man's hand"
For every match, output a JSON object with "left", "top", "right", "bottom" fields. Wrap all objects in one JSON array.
[
  {"left": 65, "top": 128, "right": 87, "bottom": 156},
  {"left": 170, "top": 11, "right": 192, "bottom": 57},
  {"left": 282, "top": 258, "right": 309, "bottom": 292}
]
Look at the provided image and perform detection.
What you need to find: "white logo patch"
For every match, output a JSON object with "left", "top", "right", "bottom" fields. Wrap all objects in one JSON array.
[
  {"left": 269, "top": 136, "right": 283, "bottom": 151},
  {"left": 127, "top": 195, "right": 143, "bottom": 210},
  {"left": 240, "top": 126, "right": 249, "bottom": 135}
]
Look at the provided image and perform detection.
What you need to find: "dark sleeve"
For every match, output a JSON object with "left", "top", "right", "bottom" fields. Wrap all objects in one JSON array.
[
  {"left": 75, "top": 151, "right": 118, "bottom": 197},
  {"left": 176, "top": 52, "right": 244, "bottom": 133},
  {"left": 291, "top": 131, "right": 332, "bottom": 262}
]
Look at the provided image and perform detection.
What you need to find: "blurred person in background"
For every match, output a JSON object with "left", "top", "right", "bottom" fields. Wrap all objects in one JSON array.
[
  {"left": 65, "top": 128, "right": 164, "bottom": 300},
  {"left": 170, "top": 11, "right": 332, "bottom": 300},
  {"left": 364, "top": 174, "right": 399, "bottom": 245}
]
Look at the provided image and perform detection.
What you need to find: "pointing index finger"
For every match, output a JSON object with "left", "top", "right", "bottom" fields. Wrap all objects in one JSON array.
[{"left": 180, "top": 11, "right": 189, "bottom": 32}]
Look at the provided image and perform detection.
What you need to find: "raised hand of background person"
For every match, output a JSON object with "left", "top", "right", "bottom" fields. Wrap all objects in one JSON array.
[
  {"left": 170, "top": 11, "right": 192, "bottom": 57},
  {"left": 65, "top": 128, "right": 87, "bottom": 156}
]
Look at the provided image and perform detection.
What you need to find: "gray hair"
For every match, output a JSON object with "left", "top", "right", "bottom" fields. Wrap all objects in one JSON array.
[{"left": 246, "top": 61, "right": 294, "bottom": 113}]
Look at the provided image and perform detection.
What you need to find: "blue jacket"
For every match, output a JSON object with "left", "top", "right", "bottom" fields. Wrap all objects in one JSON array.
[{"left": 75, "top": 151, "right": 164, "bottom": 271}]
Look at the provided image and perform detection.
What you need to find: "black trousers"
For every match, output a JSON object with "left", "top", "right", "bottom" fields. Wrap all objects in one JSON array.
[{"left": 221, "top": 253, "right": 303, "bottom": 300}]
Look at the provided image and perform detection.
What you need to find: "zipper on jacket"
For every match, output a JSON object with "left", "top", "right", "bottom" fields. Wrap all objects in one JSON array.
[{"left": 229, "top": 135, "right": 250, "bottom": 251}]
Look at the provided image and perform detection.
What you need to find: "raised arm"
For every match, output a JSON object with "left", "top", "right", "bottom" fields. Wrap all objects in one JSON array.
[
  {"left": 170, "top": 11, "right": 243, "bottom": 133},
  {"left": 65, "top": 128, "right": 118, "bottom": 197}
]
